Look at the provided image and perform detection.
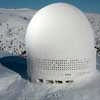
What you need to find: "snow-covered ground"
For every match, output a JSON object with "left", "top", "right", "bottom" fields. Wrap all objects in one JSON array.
[
  {"left": 0, "top": 64, "right": 26, "bottom": 100},
  {"left": 0, "top": 60, "right": 100, "bottom": 100},
  {"left": 0, "top": 9, "right": 100, "bottom": 56},
  {"left": 0, "top": 9, "right": 36, "bottom": 56}
]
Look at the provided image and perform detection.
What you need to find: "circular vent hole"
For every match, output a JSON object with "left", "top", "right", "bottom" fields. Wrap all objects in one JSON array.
[
  {"left": 65, "top": 80, "right": 74, "bottom": 83},
  {"left": 55, "top": 80, "right": 63, "bottom": 84},
  {"left": 38, "top": 79, "right": 43, "bottom": 83}
]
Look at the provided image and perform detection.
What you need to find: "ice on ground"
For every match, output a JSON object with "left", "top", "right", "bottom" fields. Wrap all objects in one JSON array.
[
  {"left": 0, "top": 65, "right": 19, "bottom": 92},
  {"left": 0, "top": 60, "right": 100, "bottom": 100},
  {"left": 18, "top": 71, "right": 100, "bottom": 100},
  {"left": 0, "top": 63, "right": 26, "bottom": 100}
]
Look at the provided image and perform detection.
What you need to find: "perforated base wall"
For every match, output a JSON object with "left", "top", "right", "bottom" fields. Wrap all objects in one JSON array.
[
  {"left": 28, "top": 57, "right": 93, "bottom": 85},
  {"left": 34, "top": 58, "right": 89, "bottom": 71}
]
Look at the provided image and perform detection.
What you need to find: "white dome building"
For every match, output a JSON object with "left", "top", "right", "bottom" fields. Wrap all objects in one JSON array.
[{"left": 25, "top": 3, "right": 96, "bottom": 85}]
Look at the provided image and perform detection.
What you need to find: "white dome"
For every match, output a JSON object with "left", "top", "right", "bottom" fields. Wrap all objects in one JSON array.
[{"left": 25, "top": 3, "right": 96, "bottom": 85}]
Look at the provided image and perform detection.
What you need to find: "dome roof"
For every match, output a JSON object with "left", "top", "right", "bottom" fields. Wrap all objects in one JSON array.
[{"left": 26, "top": 3, "right": 96, "bottom": 85}]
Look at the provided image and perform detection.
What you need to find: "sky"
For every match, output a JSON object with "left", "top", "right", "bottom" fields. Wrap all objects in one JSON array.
[{"left": 0, "top": 0, "right": 100, "bottom": 13}]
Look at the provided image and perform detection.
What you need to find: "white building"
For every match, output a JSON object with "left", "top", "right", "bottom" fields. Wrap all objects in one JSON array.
[{"left": 25, "top": 3, "right": 96, "bottom": 85}]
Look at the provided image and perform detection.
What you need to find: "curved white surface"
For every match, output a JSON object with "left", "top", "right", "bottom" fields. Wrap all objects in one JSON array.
[{"left": 26, "top": 3, "right": 96, "bottom": 84}]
